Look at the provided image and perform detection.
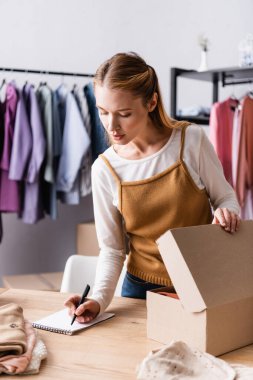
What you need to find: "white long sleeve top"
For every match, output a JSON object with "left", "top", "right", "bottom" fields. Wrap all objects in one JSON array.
[{"left": 91, "top": 124, "right": 240, "bottom": 314}]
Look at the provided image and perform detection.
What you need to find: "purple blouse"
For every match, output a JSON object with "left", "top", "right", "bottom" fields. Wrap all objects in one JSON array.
[{"left": 0, "top": 83, "right": 20, "bottom": 212}]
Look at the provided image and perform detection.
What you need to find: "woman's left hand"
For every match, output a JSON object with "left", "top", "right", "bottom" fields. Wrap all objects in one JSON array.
[{"left": 212, "top": 208, "right": 240, "bottom": 233}]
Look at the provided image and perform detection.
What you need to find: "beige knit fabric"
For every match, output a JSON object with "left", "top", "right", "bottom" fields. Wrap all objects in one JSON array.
[
  {"left": 0, "top": 319, "right": 36, "bottom": 374},
  {"left": 136, "top": 341, "right": 253, "bottom": 380},
  {"left": 0, "top": 303, "right": 47, "bottom": 375},
  {"left": 0, "top": 303, "right": 27, "bottom": 356}
]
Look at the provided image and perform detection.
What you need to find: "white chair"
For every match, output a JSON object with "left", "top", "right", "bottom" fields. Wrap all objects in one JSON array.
[{"left": 60, "top": 254, "right": 126, "bottom": 297}]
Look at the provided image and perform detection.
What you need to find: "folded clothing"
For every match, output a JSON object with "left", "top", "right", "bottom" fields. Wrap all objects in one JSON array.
[
  {"left": 157, "top": 292, "right": 179, "bottom": 299},
  {"left": 137, "top": 341, "right": 235, "bottom": 380},
  {"left": 0, "top": 302, "right": 47, "bottom": 375},
  {"left": 137, "top": 341, "right": 253, "bottom": 380},
  {"left": 0, "top": 319, "right": 36, "bottom": 374},
  {"left": 178, "top": 106, "right": 210, "bottom": 117},
  {"left": 0, "top": 303, "right": 27, "bottom": 356}
]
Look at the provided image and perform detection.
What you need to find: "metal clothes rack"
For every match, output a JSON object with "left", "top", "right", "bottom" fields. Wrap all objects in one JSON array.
[
  {"left": 170, "top": 66, "right": 253, "bottom": 125},
  {"left": 0, "top": 67, "right": 94, "bottom": 78}
]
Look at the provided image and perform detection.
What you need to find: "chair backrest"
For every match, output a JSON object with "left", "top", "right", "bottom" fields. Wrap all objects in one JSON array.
[
  {"left": 60, "top": 255, "right": 126, "bottom": 297},
  {"left": 60, "top": 255, "right": 98, "bottom": 293}
]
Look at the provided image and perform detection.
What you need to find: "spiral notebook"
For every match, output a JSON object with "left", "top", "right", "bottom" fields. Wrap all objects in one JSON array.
[{"left": 32, "top": 308, "right": 115, "bottom": 335}]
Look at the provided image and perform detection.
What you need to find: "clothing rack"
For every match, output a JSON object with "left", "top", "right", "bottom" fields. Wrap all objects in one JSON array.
[{"left": 0, "top": 67, "right": 94, "bottom": 78}]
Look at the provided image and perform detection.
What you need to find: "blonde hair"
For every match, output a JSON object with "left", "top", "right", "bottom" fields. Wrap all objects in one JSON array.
[{"left": 94, "top": 52, "right": 178, "bottom": 129}]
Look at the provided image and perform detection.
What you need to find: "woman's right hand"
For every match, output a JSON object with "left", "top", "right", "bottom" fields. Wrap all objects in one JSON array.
[{"left": 64, "top": 295, "right": 100, "bottom": 323}]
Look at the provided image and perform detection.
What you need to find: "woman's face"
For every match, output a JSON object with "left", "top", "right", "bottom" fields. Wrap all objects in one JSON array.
[{"left": 95, "top": 85, "right": 154, "bottom": 145}]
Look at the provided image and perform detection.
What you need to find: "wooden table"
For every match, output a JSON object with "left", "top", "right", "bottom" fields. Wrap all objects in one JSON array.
[
  {"left": 0, "top": 289, "right": 253, "bottom": 379},
  {"left": 2, "top": 272, "right": 63, "bottom": 291}
]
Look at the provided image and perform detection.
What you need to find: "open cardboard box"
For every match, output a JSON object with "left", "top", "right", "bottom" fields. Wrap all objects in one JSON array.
[{"left": 147, "top": 220, "right": 253, "bottom": 356}]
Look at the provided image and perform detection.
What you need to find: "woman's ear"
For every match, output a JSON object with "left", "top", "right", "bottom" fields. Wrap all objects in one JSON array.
[{"left": 147, "top": 92, "right": 158, "bottom": 112}]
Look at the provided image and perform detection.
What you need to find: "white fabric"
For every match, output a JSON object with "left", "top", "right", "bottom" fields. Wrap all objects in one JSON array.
[
  {"left": 91, "top": 124, "right": 240, "bottom": 313},
  {"left": 56, "top": 85, "right": 91, "bottom": 192},
  {"left": 72, "top": 85, "right": 93, "bottom": 197},
  {"left": 232, "top": 107, "right": 241, "bottom": 188},
  {"left": 137, "top": 341, "right": 253, "bottom": 380},
  {"left": 22, "top": 337, "right": 47, "bottom": 375},
  {"left": 232, "top": 364, "right": 253, "bottom": 379},
  {"left": 241, "top": 189, "right": 253, "bottom": 220}
]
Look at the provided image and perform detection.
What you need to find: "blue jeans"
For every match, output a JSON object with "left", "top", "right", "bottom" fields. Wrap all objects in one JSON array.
[{"left": 121, "top": 272, "right": 163, "bottom": 299}]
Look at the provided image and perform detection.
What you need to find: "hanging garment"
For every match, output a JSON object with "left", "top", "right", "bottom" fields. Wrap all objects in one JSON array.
[
  {"left": 100, "top": 125, "right": 212, "bottom": 286},
  {"left": 21, "top": 83, "right": 46, "bottom": 224},
  {"left": 232, "top": 106, "right": 242, "bottom": 189},
  {"left": 0, "top": 214, "right": 2, "bottom": 243},
  {"left": 37, "top": 84, "right": 58, "bottom": 219},
  {"left": 209, "top": 97, "right": 239, "bottom": 186},
  {"left": 36, "top": 84, "right": 54, "bottom": 183},
  {"left": 0, "top": 82, "right": 5, "bottom": 158},
  {"left": 0, "top": 87, "right": 5, "bottom": 240},
  {"left": 55, "top": 84, "right": 90, "bottom": 204},
  {"left": 9, "top": 86, "right": 32, "bottom": 183},
  {"left": 241, "top": 189, "right": 253, "bottom": 219},
  {"left": 236, "top": 95, "right": 253, "bottom": 216},
  {"left": 72, "top": 85, "right": 92, "bottom": 197},
  {"left": 83, "top": 83, "right": 109, "bottom": 162},
  {"left": 52, "top": 92, "right": 62, "bottom": 161},
  {"left": 46, "top": 90, "right": 63, "bottom": 219},
  {"left": 0, "top": 83, "right": 20, "bottom": 212}
]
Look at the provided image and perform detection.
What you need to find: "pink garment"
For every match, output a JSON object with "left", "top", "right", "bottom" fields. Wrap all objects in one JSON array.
[
  {"left": 0, "top": 83, "right": 20, "bottom": 212},
  {"left": 236, "top": 96, "right": 253, "bottom": 209},
  {"left": 209, "top": 97, "right": 238, "bottom": 186},
  {"left": 241, "top": 189, "right": 253, "bottom": 219},
  {"left": 232, "top": 107, "right": 242, "bottom": 189},
  {"left": 0, "top": 319, "right": 36, "bottom": 374}
]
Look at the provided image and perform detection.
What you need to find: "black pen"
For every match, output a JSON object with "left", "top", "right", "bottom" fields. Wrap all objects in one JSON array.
[{"left": 70, "top": 284, "right": 90, "bottom": 325}]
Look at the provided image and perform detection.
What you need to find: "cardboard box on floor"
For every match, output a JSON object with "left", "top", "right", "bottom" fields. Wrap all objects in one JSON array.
[
  {"left": 76, "top": 223, "right": 99, "bottom": 256},
  {"left": 147, "top": 220, "right": 253, "bottom": 356}
]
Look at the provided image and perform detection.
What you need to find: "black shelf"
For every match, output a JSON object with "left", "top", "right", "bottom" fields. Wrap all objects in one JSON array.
[
  {"left": 176, "top": 115, "right": 210, "bottom": 125},
  {"left": 173, "top": 66, "right": 253, "bottom": 84},
  {"left": 170, "top": 66, "right": 253, "bottom": 124}
]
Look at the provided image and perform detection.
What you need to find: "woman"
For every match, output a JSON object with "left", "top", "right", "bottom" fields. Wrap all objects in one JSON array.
[{"left": 65, "top": 52, "right": 240, "bottom": 323}]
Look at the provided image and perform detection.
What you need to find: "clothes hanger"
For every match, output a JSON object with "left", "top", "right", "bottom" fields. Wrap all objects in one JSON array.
[
  {"left": 39, "top": 70, "right": 48, "bottom": 87},
  {"left": 228, "top": 84, "right": 240, "bottom": 111},
  {"left": 61, "top": 73, "right": 66, "bottom": 86},
  {"left": 0, "top": 68, "right": 6, "bottom": 89},
  {"left": 229, "top": 83, "right": 237, "bottom": 100},
  {"left": 72, "top": 73, "right": 78, "bottom": 91},
  {"left": 0, "top": 69, "right": 7, "bottom": 103},
  {"left": 57, "top": 73, "right": 66, "bottom": 91},
  {"left": 236, "top": 82, "right": 253, "bottom": 101},
  {"left": 247, "top": 81, "right": 253, "bottom": 99},
  {"left": 23, "top": 69, "right": 30, "bottom": 87}
]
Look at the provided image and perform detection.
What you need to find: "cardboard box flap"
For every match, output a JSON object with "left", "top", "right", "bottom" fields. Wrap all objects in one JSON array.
[{"left": 156, "top": 221, "right": 253, "bottom": 313}]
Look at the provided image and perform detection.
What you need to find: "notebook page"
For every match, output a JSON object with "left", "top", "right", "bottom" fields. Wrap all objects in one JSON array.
[{"left": 33, "top": 308, "right": 115, "bottom": 335}]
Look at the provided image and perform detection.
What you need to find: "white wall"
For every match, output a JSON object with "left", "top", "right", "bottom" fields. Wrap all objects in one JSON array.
[{"left": 0, "top": 0, "right": 252, "bottom": 283}]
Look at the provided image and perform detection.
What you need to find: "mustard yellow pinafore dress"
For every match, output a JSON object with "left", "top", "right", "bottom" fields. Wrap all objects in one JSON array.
[{"left": 100, "top": 125, "right": 212, "bottom": 293}]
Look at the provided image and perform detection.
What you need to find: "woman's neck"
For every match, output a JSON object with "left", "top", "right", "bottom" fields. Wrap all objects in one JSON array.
[{"left": 114, "top": 125, "right": 172, "bottom": 160}]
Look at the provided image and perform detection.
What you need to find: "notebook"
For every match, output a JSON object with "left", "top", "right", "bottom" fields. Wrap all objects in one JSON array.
[{"left": 32, "top": 308, "right": 115, "bottom": 335}]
